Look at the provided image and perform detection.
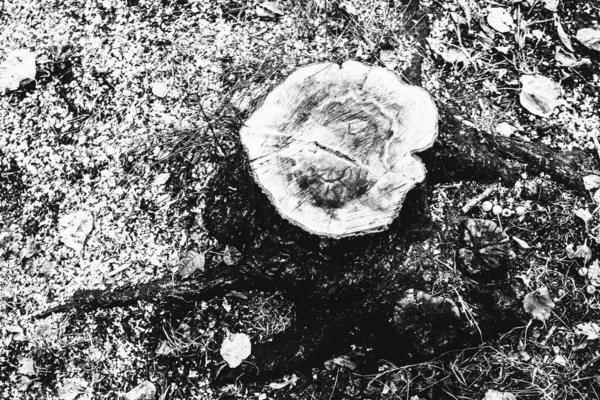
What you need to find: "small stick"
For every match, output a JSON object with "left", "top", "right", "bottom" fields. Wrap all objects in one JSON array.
[
  {"left": 591, "top": 133, "right": 600, "bottom": 165},
  {"left": 461, "top": 186, "right": 495, "bottom": 214}
]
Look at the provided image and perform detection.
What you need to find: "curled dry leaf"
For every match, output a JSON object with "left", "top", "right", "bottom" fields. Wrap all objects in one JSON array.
[
  {"left": 177, "top": 251, "right": 205, "bottom": 278},
  {"left": 574, "top": 322, "right": 600, "bottom": 340},
  {"left": 555, "top": 46, "right": 591, "bottom": 67},
  {"left": 523, "top": 287, "right": 554, "bottom": 322},
  {"left": 58, "top": 211, "right": 94, "bottom": 253},
  {"left": 220, "top": 332, "right": 252, "bottom": 368},
  {"left": 487, "top": 8, "right": 514, "bottom": 33},
  {"left": 519, "top": 75, "right": 562, "bottom": 117},
  {"left": 512, "top": 236, "right": 530, "bottom": 249},
  {"left": 576, "top": 28, "right": 600, "bottom": 52},
  {"left": 0, "top": 49, "right": 36, "bottom": 94}
]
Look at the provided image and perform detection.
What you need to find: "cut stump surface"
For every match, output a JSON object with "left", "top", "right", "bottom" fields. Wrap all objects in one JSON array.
[{"left": 241, "top": 61, "right": 438, "bottom": 238}]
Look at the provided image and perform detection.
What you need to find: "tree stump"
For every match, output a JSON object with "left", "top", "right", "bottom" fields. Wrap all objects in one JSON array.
[{"left": 241, "top": 61, "right": 437, "bottom": 238}]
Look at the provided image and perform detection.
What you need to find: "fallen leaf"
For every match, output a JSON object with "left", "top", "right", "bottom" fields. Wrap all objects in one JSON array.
[
  {"left": 58, "top": 211, "right": 94, "bottom": 253},
  {"left": 487, "top": 8, "right": 514, "bottom": 33},
  {"left": 155, "top": 340, "right": 174, "bottom": 356},
  {"left": 426, "top": 38, "right": 471, "bottom": 65},
  {"left": 223, "top": 245, "right": 242, "bottom": 266},
  {"left": 0, "top": 49, "right": 36, "bottom": 94},
  {"left": 512, "top": 236, "right": 531, "bottom": 249},
  {"left": 524, "top": 287, "right": 555, "bottom": 322},
  {"left": 555, "top": 46, "right": 591, "bottom": 67},
  {"left": 574, "top": 322, "right": 600, "bottom": 340},
  {"left": 152, "top": 173, "right": 170, "bottom": 187},
  {"left": 484, "top": 389, "right": 517, "bottom": 400},
  {"left": 256, "top": 1, "right": 285, "bottom": 19},
  {"left": 17, "top": 375, "right": 33, "bottom": 392},
  {"left": 220, "top": 332, "right": 251, "bottom": 368},
  {"left": 269, "top": 374, "right": 298, "bottom": 390},
  {"left": 583, "top": 175, "right": 600, "bottom": 191},
  {"left": 555, "top": 17, "right": 574, "bottom": 51},
  {"left": 576, "top": 28, "right": 600, "bottom": 52},
  {"left": 554, "top": 354, "right": 567, "bottom": 366},
  {"left": 594, "top": 189, "right": 600, "bottom": 204},
  {"left": 543, "top": 0, "right": 559, "bottom": 12},
  {"left": 331, "top": 355, "right": 357, "bottom": 370},
  {"left": 457, "top": 0, "right": 472, "bottom": 26},
  {"left": 519, "top": 75, "right": 562, "bottom": 117},
  {"left": 496, "top": 122, "right": 515, "bottom": 137},
  {"left": 569, "top": 243, "right": 593, "bottom": 264},
  {"left": 379, "top": 50, "right": 401, "bottom": 70},
  {"left": 574, "top": 208, "right": 593, "bottom": 225},
  {"left": 124, "top": 380, "right": 156, "bottom": 400},
  {"left": 587, "top": 260, "right": 600, "bottom": 287},
  {"left": 177, "top": 251, "right": 205, "bottom": 278},
  {"left": 17, "top": 356, "right": 36, "bottom": 376}
]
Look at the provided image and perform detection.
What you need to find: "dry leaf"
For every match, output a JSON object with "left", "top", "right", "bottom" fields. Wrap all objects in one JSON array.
[
  {"left": 152, "top": 173, "right": 170, "bottom": 187},
  {"left": 17, "top": 356, "right": 36, "bottom": 376},
  {"left": 576, "top": 28, "right": 600, "bottom": 52},
  {"left": 269, "top": 374, "right": 298, "bottom": 390},
  {"left": 484, "top": 389, "right": 517, "bottom": 400},
  {"left": 512, "top": 236, "right": 531, "bottom": 249},
  {"left": 223, "top": 245, "right": 242, "bottom": 266},
  {"left": 457, "top": 0, "right": 472, "bottom": 26},
  {"left": 569, "top": 243, "right": 593, "bottom": 265},
  {"left": 587, "top": 260, "right": 600, "bottom": 287},
  {"left": 177, "top": 251, "right": 205, "bottom": 278},
  {"left": 220, "top": 332, "right": 251, "bottom": 368},
  {"left": 523, "top": 287, "right": 555, "bottom": 322},
  {"left": 583, "top": 175, "right": 600, "bottom": 191},
  {"left": 0, "top": 49, "right": 36, "bottom": 94},
  {"left": 574, "top": 208, "right": 593, "bottom": 225},
  {"left": 574, "top": 322, "right": 600, "bottom": 340},
  {"left": 379, "top": 50, "right": 401, "bottom": 70},
  {"left": 426, "top": 38, "right": 470, "bottom": 65},
  {"left": 124, "top": 381, "right": 156, "bottom": 400},
  {"left": 543, "top": 0, "right": 559, "bottom": 12},
  {"left": 487, "top": 8, "right": 514, "bottom": 33},
  {"left": 555, "top": 17, "right": 574, "bottom": 52},
  {"left": 256, "top": 1, "right": 284, "bottom": 19},
  {"left": 58, "top": 211, "right": 94, "bottom": 253},
  {"left": 519, "top": 75, "right": 562, "bottom": 117}
]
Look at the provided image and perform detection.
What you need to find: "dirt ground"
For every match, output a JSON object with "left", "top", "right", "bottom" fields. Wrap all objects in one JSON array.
[{"left": 1, "top": 0, "right": 599, "bottom": 399}]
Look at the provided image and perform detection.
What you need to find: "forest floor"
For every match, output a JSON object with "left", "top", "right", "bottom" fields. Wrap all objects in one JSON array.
[{"left": 1, "top": 0, "right": 599, "bottom": 399}]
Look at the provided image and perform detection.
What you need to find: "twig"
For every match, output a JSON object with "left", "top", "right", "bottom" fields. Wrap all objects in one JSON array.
[
  {"left": 461, "top": 186, "right": 495, "bottom": 214},
  {"left": 591, "top": 133, "right": 600, "bottom": 165},
  {"left": 198, "top": 100, "right": 226, "bottom": 157}
]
